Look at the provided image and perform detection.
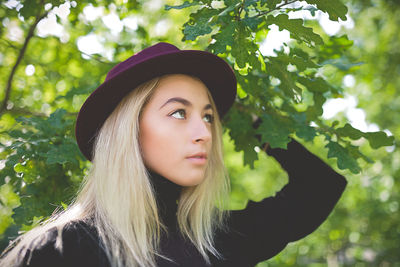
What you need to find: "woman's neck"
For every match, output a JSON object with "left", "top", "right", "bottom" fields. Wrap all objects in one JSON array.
[{"left": 148, "top": 170, "right": 182, "bottom": 229}]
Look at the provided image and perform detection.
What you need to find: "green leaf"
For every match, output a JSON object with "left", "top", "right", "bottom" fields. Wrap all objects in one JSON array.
[
  {"left": 225, "top": 108, "right": 259, "bottom": 168},
  {"left": 229, "top": 22, "right": 260, "bottom": 71},
  {"left": 19, "top": 0, "right": 42, "bottom": 20},
  {"left": 7, "top": 129, "right": 34, "bottom": 140},
  {"left": 13, "top": 163, "right": 25, "bottom": 174},
  {"left": 45, "top": 141, "right": 80, "bottom": 166},
  {"left": 217, "top": 2, "right": 240, "bottom": 17},
  {"left": 262, "top": 0, "right": 281, "bottom": 9},
  {"left": 242, "top": 16, "right": 263, "bottom": 31},
  {"left": 305, "top": 0, "right": 348, "bottom": 21},
  {"left": 5, "top": 154, "right": 22, "bottom": 169},
  {"left": 270, "top": 49, "right": 319, "bottom": 73},
  {"left": 235, "top": 71, "right": 271, "bottom": 101},
  {"left": 297, "top": 76, "right": 335, "bottom": 93},
  {"left": 61, "top": 201, "right": 68, "bottom": 210},
  {"left": 13, "top": 161, "right": 39, "bottom": 184},
  {"left": 231, "top": 24, "right": 250, "bottom": 68},
  {"left": 0, "top": 184, "right": 20, "bottom": 208},
  {"left": 325, "top": 141, "right": 361, "bottom": 174},
  {"left": 364, "top": 131, "right": 395, "bottom": 149},
  {"left": 336, "top": 123, "right": 364, "bottom": 140},
  {"left": 292, "top": 112, "right": 317, "bottom": 141},
  {"left": 306, "top": 92, "right": 326, "bottom": 119},
  {"left": 209, "top": 23, "right": 235, "bottom": 54},
  {"left": 318, "top": 35, "right": 354, "bottom": 64},
  {"left": 304, "top": 5, "right": 319, "bottom": 16},
  {"left": 336, "top": 124, "right": 394, "bottom": 149},
  {"left": 322, "top": 58, "right": 363, "bottom": 71},
  {"left": 20, "top": 216, "right": 44, "bottom": 232},
  {"left": 182, "top": 8, "right": 218, "bottom": 41},
  {"left": 265, "top": 14, "right": 323, "bottom": 46},
  {"left": 16, "top": 116, "right": 56, "bottom": 137},
  {"left": 291, "top": 57, "right": 318, "bottom": 72},
  {"left": 267, "top": 56, "right": 302, "bottom": 99},
  {"left": 346, "top": 144, "right": 374, "bottom": 164},
  {"left": 286, "top": 54, "right": 319, "bottom": 72},
  {"left": 12, "top": 193, "right": 38, "bottom": 226},
  {"left": 12, "top": 173, "right": 75, "bottom": 228},
  {"left": 55, "top": 84, "right": 98, "bottom": 101},
  {"left": 48, "top": 109, "right": 68, "bottom": 131},
  {"left": 255, "top": 113, "right": 292, "bottom": 149},
  {"left": 183, "top": 26, "right": 210, "bottom": 41},
  {"left": 243, "top": 0, "right": 258, "bottom": 8}
]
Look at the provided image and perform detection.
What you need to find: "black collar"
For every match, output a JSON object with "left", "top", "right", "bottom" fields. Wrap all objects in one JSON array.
[{"left": 148, "top": 170, "right": 182, "bottom": 230}]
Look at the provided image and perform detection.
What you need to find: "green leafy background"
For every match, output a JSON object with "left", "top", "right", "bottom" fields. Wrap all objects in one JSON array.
[{"left": 0, "top": 0, "right": 398, "bottom": 266}]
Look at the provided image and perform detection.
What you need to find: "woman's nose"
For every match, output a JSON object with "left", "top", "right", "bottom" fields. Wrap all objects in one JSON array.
[{"left": 191, "top": 117, "right": 212, "bottom": 144}]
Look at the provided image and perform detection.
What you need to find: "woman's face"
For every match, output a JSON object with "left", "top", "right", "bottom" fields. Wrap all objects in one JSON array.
[{"left": 139, "top": 74, "right": 214, "bottom": 186}]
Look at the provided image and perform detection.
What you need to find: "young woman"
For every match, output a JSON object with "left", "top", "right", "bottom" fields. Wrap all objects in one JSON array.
[{"left": 0, "top": 42, "right": 347, "bottom": 267}]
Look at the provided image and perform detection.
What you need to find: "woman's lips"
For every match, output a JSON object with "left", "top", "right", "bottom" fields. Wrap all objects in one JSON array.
[
  {"left": 186, "top": 152, "right": 207, "bottom": 165},
  {"left": 186, "top": 157, "right": 207, "bottom": 164}
]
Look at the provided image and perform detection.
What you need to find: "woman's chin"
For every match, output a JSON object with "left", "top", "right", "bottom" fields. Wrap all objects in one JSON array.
[{"left": 171, "top": 172, "right": 206, "bottom": 187}]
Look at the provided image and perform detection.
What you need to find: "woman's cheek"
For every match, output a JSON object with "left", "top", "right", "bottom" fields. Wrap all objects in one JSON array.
[{"left": 152, "top": 122, "right": 181, "bottom": 157}]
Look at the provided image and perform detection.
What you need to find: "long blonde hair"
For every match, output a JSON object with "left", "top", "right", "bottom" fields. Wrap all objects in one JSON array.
[{"left": 0, "top": 75, "right": 231, "bottom": 267}]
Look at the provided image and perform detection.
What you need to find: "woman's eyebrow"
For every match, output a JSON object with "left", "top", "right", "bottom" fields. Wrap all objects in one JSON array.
[{"left": 159, "top": 97, "right": 213, "bottom": 111}]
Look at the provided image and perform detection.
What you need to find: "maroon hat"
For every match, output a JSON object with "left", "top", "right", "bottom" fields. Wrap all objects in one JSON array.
[{"left": 75, "top": 42, "right": 237, "bottom": 161}]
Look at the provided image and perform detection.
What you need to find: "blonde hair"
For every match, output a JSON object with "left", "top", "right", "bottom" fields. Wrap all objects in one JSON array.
[{"left": 0, "top": 75, "right": 231, "bottom": 267}]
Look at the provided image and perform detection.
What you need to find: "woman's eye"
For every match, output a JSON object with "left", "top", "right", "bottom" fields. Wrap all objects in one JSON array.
[
  {"left": 171, "top": 109, "right": 186, "bottom": 119},
  {"left": 203, "top": 114, "right": 214, "bottom": 123}
]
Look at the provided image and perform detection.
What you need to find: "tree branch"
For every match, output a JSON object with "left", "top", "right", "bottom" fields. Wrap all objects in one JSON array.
[
  {"left": 0, "top": 38, "right": 19, "bottom": 50},
  {"left": 0, "top": 9, "right": 49, "bottom": 115},
  {"left": 3, "top": 107, "right": 78, "bottom": 118},
  {"left": 235, "top": 0, "right": 246, "bottom": 21},
  {"left": 80, "top": 52, "right": 115, "bottom": 65},
  {"left": 4, "top": 107, "right": 48, "bottom": 118},
  {"left": 255, "top": 0, "right": 298, "bottom": 18}
]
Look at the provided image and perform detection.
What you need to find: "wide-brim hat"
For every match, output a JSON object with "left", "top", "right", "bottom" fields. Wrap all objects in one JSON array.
[{"left": 75, "top": 42, "right": 237, "bottom": 161}]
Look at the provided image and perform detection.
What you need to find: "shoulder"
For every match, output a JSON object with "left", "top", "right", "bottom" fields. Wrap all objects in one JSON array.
[
  {"left": 6, "top": 220, "right": 109, "bottom": 267},
  {"left": 59, "top": 220, "right": 110, "bottom": 266}
]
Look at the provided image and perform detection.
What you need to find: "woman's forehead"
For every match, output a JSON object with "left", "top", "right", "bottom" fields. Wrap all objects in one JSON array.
[{"left": 151, "top": 74, "right": 212, "bottom": 106}]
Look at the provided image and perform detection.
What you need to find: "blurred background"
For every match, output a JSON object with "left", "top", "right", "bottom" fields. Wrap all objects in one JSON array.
[{"left": 0, "top": 0, "right": 399, "bottom": 266}]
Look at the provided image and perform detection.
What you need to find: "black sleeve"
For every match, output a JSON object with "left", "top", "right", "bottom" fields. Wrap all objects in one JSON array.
[
  {"left": 214, "top": 139, "right": 347, "bottom": 267},
  {"left": 9, "top": 222, "right": 109, "bottom": 267},
  {"left": 16, "top": 228, "right": 65, "bottom": 267}
]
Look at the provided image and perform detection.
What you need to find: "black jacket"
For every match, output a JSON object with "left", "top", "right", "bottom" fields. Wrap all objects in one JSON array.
[{"left": 6, "top": 139, "right": 347, "bottom": 267}]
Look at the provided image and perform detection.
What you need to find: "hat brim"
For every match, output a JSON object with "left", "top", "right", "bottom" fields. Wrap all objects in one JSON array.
[{"left": 75, "top": 50, "right": 237, "bottom": 161}]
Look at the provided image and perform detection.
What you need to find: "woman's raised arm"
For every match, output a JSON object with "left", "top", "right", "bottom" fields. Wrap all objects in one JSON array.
[{"left": 212, "top": 139, "right": 347, "bottom": 267}]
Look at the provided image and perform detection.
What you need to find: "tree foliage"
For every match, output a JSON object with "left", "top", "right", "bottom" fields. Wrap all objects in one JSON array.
[
  {"left": 0, "top": 0, "right": 398, "bottom": 266},
  {"left": 166, "top": 0, "right": 393, "bottom": 171}
]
